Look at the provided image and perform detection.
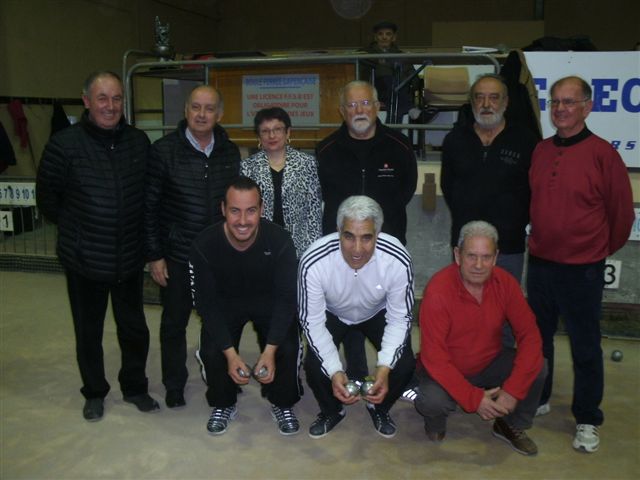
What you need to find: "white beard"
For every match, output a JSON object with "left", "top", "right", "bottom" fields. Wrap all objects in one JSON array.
[
  {"left": 349, "top": 115, "right": 373, "bottom": 135},
  {"left": 473, "top": 107, "right": 506, "bottom": 129}
]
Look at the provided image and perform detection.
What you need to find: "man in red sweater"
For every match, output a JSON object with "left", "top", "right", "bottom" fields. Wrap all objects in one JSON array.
[
  {"left": 415, "top": 220, "right": 545, "bottom": 456},
  {"left": 528, "top": 76, "right": 635, "bottom": 453}
]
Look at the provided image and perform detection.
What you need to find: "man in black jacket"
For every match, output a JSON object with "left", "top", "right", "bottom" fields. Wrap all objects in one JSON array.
[
  {"left": 440, "top": 74, "right": 538, "bottom": 346},
  {"left": 37, "top": 71, "right": 158, "bottom": 421},
  {"left": 144, "top": 85, "right": 240, "bottom": 408},
  {"left": 317, "top": 80, "right": 417, "bottom": 386}
]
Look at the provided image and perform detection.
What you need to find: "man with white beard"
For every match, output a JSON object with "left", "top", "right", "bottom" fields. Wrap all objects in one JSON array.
[
  {"left": 316, "top": 80, "right": 417, "bottom": 388},
  {"left": 440, "top": 74, "right": 538, "bottom": 346}
]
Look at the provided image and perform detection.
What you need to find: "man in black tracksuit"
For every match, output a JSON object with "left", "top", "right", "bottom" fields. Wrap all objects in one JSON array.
[
  {"left": 189, "top": 176, "right": 302, "bottom": 436},
  {"left": 37, "top": 71, "right": 157, "bottom": 421},
  {"left": 144, "top": 85, "right": 240, "bottom": 409},
  {"left": 317, "top": 80, "right": 417, "bottom": 383}
]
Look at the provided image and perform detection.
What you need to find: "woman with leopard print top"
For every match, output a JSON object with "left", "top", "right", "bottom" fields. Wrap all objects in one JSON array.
[{"left": 241, "top": 107, "right": 322, "bottom": 258}]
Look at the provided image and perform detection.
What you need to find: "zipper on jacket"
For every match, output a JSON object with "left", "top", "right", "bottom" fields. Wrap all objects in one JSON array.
[{"left": 109, "top": 142, "right": 124, "bottom": 282}]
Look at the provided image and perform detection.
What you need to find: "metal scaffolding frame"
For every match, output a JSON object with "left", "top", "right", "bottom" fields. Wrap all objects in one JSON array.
[{"left": 124, "top": 51, "right": 500, "bottom": 133}]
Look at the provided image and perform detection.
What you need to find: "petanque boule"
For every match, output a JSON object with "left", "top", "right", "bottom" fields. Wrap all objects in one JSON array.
[
  {"left": 611, "top": 350, "right": 623, "bottom": 362},
  {"left": 253, "top": 365, "right": 269, "bottom": 379},
  {"left": 345, "top": 381, "right": 360, "bottom": 397},
  {"left": 360, "top": 379, "right": 375, "bottom": 396},
  {"left": 237, "top": 363, "right": 253, "bottom": 378}
]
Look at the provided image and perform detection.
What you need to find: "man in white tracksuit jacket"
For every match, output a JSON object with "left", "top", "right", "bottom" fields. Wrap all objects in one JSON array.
[{"left": 298, "top": 195, "right": 415, "bottom": 439}]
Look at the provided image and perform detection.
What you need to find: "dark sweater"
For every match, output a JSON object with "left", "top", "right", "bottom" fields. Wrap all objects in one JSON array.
[
  {"left": 440, "top": 122, "right": 537, "bottom": 253},
  {"left": 317, "top": 120, "right": 417, "bottom": 245},
  {"left": 189, "top": 219, "right": 298, "bottom": 350}
]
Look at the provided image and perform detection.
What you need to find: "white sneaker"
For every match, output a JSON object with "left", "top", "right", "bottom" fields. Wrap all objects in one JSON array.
[
  {"left": 573, "top": 424, "right": 599, "bottom": 453},
  {"left": 535, "top": 403, "right": 550, "bottom": 417}
]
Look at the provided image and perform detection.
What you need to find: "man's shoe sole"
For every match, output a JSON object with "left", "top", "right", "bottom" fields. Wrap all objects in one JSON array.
[
  {"left": 83, "top": 413, "right": 103, "bottom": 422},
  {"left": 123, "top": 396, "right": 161, "bottom": 413},
  {"left": 572, "top": 440, "right": 599, "bottom": 453}
]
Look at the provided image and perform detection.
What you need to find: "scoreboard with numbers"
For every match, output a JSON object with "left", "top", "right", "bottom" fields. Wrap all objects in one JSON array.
[{"left": 0, "top": 182, "right": 37, "bottom": 207}]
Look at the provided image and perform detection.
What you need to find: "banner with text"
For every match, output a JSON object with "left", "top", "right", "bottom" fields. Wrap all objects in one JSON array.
[{"left": 242, "top": 74, "right": 320, "bottom": 126}]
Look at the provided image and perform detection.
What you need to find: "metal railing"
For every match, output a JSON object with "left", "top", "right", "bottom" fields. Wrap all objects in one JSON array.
[
  {"left": 125, "top": 51, "right": 500, "bottom": 132},
  {"left": 0, "top": 177, "right": 60, "bottom": 271}
]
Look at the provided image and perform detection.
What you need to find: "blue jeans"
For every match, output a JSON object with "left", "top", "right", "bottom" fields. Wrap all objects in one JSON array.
[{"left": 527, "top": 256, "right": 605, "bottom": 426}]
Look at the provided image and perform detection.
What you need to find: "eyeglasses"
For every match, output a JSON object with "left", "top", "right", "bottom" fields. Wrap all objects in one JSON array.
[
  {"left": 258, "top": 126, "right": 287, "bottom": 137},
  {"left": 343, "top": 99, "right": 377, "bottom": 110},
  {"left": 546, "top": 98, "right": 589, "bottom": 108},
  {"left": 472, "top": 93, "right": 503, "bottom": 104}
]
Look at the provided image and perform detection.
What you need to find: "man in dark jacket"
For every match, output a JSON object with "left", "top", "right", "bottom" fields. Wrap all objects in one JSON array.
[
  {"left": 37, "top": 71, "right": 158, "bottom": 422},
  {"left": 317, "top": 80, "right": 417, "bottom": 386},
  {"left": 441, "top": 74, "right": 537, "bottom": 347},
  {"left": 144, "top": 85, "right": 241, "bottom": 408},
  {"left": 441, "top": 75, "right": 537, "bottom": 278}
]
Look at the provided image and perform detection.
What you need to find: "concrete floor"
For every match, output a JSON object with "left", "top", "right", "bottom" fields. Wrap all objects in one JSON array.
[{"left": 1, "top": 270, "right": 639, "bottom": 480}]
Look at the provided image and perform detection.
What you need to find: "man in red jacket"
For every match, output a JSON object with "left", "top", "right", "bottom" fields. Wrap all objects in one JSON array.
[
  {"left": 528, "top": 76, "right": 635, "bottom": 453},
  {"left": 415, "top": 220, "right": 545, "bottom": 456}
]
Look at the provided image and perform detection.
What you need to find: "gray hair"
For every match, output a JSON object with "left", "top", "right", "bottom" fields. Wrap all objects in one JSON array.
[
  {"left": 339, "top": 80, "right": 379, "bottom": 106},
  {"left": 469, "top": 73, "right": 508, "bottom": 102},
  {"left": 82, "top": 71, "right": 123, "bottom": 96},
  {"left": 457, "top": 220, "right": 499, "bottom": 249},
  {"left": 337, "top": 196, "right": 384, "bottom": 233}
]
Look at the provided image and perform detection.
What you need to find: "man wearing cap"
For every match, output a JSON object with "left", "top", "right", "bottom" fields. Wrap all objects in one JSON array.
[{"left": 359, "top": 21, "right": 420, "bottom": 122}]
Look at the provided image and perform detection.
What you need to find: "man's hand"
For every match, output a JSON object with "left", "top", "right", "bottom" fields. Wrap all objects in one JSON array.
[
  {"left": 331, "top": 371, "right": 360, "bottom": 405},
  {"left": 362, "top": 366, "right": 391, "bottom": 404},
  {"left": 149, "top": 259, "right": 169, "bottom": 287},
  {"left": 254, "top": 345, "right": 277, "bottom": 384},
  {"left": 494, "top": 389, "right": 518, "bottom": 413},
  {"left": 224, "top": 348, "right": 250, "bottom": 385},
  {"left": 476, "top": 387, "right": 510, "bottom": 420}
]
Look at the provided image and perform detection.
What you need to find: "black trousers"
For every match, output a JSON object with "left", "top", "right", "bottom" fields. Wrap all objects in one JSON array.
[
  {"left": 158, "top": 259, "right": 193, "bottom": 392},
  {"left": 66, "top": 269, "right": 150, "bottom": 399},
  {"left": 304, "top": 310, "right": 415, "bottom": 415},
  {"left": 200, "top": 315, "right": 303, "bottom": 409},
  {"left": 527, "top": 257, "right": 605, "bottom": 425}
]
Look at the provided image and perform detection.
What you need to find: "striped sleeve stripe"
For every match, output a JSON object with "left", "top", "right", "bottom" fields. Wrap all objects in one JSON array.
[
  {"left": 297, "top": 238, "right": 340, "bottom": 378},
  {"left": 376, "top": 237, "right": 415, "bottom": 368}
]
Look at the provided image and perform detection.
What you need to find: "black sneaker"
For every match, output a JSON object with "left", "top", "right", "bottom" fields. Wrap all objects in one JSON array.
[
  {"left": 123, "top": 393, "right": 160, "bottom": 413},
  {"left": 207, "top": 405, "right": 238, "bottom": 435},
  {"left": 366, "top": 403, "right": 397, "bottom": 438},
  {"left": 271, "top": 405, "right": 300, "bottom": 435},
  {"left": 83, "top": 398, "right": 104, "bottom": 422},
  {"left": 308, "top": 409, "right": 346, "bottom": 438},
  {"left": 165, "top": 389, "right": 186, "bottom": 409}
]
